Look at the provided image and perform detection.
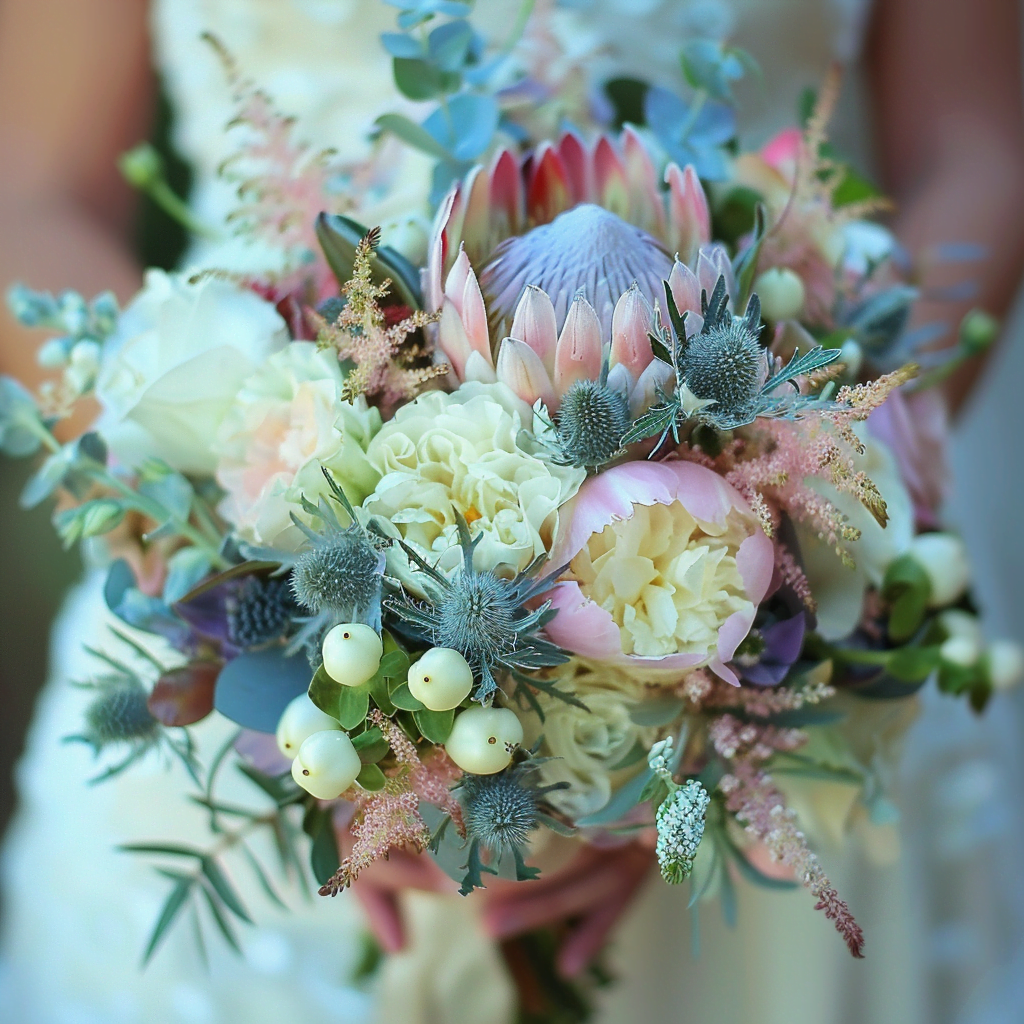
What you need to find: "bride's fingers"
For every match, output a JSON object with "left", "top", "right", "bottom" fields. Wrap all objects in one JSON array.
[
  {"left": 556, "top": 852, "right": 653, "bottom": 978},
  {"left": 352, "top": 882, "right": 405, "bottom": 953},
  {"left": 482, "top": 845, "right": 652, "bottom": 939}
]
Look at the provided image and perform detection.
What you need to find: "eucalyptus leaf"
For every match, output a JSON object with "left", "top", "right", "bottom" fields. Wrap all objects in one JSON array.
[
  {"left": 427, "top": 19, "right": 472, "bottom": 71},
  {"left": 576, "top": 768, "right": 653, "bottom": 827},
  {"left": 375, "top": 112, "right": 454, "bottom": 161},
  {"left": 163, "top": 548, "right": 213, "bottom": 606},
  {"left": 214, "top": 649, "right": 311, "bottom": 733},
  {"left": 393, "top": 57, "right": 460, "bottom": 101}
]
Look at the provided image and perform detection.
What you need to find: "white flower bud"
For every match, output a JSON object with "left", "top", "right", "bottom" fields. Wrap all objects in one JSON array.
[
  {"left": 37, "top": 338, "right": 69, "bottom": 368},
  {"left": 907, "top": 533, "right": 971, "bottom": 608},
  {"left": 276, "top": 693, "right": 340, "bottom": 757},
  {"left": 408, "top": 647, "right": 474, "bottom": 711},
  {"left": 986, "top": 640, "right": 1024, "bottom": 692},
  {"left": 322, "top": 623, "right": 383, "bottom": 687},
  {"left": 940, "top": 635, "right": 981, "bottom": 668},
  {"left": 753, "top": 267, "right": 805, "bottom": 322},
  {"left": 444, "top": 706, "right": 523, "bottom": 775},
  {"left": 938, "top": 609, "right": 983, "bottom": 645},
  {"left": 838, "top": 339, "right": 863, "bottom": 378},
  {"left": 70, "top": 339, "right": 101, "bottom": 373},
  {"left": 291, "top": 729, "right": 361, "bottom": 799}
]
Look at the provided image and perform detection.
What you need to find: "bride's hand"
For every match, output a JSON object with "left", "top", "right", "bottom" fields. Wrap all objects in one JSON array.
[{"left": 480, "top": 842, "right": 655, "bottom": 978}]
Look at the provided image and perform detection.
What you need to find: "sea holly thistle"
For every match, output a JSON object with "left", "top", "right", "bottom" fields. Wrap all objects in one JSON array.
[
  {"left": 647, "top": 737, "right": 710, "bottom": 884},
  {"left": 623, "top": 275, "right": 842, "bottom": 451},
  {"left": 456, "top": 758, "right": 571, "bottom": 895},
  {"left": 386, "top": 512, "right": 576, "bottom": 707}
]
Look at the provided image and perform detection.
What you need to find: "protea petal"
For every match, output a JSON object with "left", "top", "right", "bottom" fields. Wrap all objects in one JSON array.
[
  {"left": 555, "top": 295, "right": 604, "bottom": 394},
  {"left": 527, "top": 142, "right": 571, "bottom": 225},
  {"left": 594, "top": 136, "right": 630, "bottom": 221},
  {"left": 461, "top": 267, "right": 491, "bottom": 358},
  {"left": 463, "top": 348, "right": 497, "bottom": 384},
  {"left": 496, "top": 336, "right": 557, "bottom": 409},
  {"left": 438, "top": 298, "right": 474, "bottom": 378},
  {"left": 622, "top": 126, "right": 665, "bottom": 236},
  {"left": 606, "top": 361, "right": 634, "bottom": 397},
  {"left": 558, "top": 131, "right": 591, "bottom": 206},
  {"left": 667, "top": 163, "right": 711, "bottom": 267},
  {"left": 427, "top": 190, "right": 458, "bottom": 311},
  {"left": 610, "top": 283, "right": 654, "bottom": 378},
  {"left": 629, "top": 357, "right": 674, "bottom": 417},
  {"left": 697, "top": 244, "right": 736, "bottom": 306},
  {"left": 667, "top": 259, "right": 702, "bottom": 316},
  {"left": 460, "top": 165, "right": 493, "bottom": 263},
  {"left": 489, "top": 148, "right": 524, "bottom": 240},
  {"left": 510, "top": 285, "right": 558, "bottom": 374},
  {"left": 444, "top": 246, "right": 473, "bottom": 312}
]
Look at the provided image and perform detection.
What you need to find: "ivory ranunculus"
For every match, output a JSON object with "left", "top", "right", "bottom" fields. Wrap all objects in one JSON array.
[
  {"left": 363, "top": 383, "right": 584, "bottom": 581},
  {"left": 545, "top": 461, "right": 774, "bottom": 684},
  {"left": 214, "top": 343, "right": 382, "bottom": 548},
  {"left": 95, "top": 270, "right": 288, "bottom": 474},
  {"left": 525, "top": 659, "right": 658, "bottom": 820}
]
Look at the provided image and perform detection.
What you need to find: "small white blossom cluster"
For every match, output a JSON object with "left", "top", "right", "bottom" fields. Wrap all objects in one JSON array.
[{"left": 655, "top": 779, "right": 711, "bottom": 884}]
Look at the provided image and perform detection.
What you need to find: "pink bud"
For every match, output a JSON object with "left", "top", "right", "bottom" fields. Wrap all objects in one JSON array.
[
  {"left": 629, "top": 358, "right": 675, "bottom": 418},
  {"left": 667, "top": 260, "right": 702, "bottom": 316},
  {"left": 610, "top": 284, "right": 654, "bottom": 377},
  {"left": 510, "top": 286, "right": 558, "bottom": 374},
  {"left": 554, "top": 295, "right": 604, "bottom": 395},
  {"left": 496, "top": 337, "right": 557, "bottom": 410},
  {"left": 444, "top": 246, "right": 473, "bottom": 312},
  {"left": 666, "top": 163, "right": 710, "bottom": 267}
]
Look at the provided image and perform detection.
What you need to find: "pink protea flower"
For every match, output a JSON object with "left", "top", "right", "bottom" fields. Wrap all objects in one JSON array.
[
  {"left": 543, "top": 461, "right": 774, "bottom": 684},
  {"left": 427, "top": 128, "right": 711, "bottom": 341}
]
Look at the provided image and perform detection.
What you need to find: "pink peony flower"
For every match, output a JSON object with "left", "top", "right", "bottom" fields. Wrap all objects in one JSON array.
[{"left": 544, "top": 461, "right": 774, "bottom": 684}]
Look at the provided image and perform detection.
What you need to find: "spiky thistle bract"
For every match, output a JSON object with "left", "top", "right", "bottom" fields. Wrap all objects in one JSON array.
[
  {"left": 386, "top": 513, "right": 578, "bottom": 708},
  {"left": 551, "top": 376, "right": 631, "bottom": 472},
  {"left": 623, "top": 274, "right": 842, "bottom": 451},
  {"left": 243, "top": 467, "right": 391, "bottom": 662},
  {"left": 455, "top": 757, "right": 572, "bottom": 895}
]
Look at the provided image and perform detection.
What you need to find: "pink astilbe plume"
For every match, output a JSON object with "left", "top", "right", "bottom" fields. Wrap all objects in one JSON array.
[
  {"left": 318, "top": 712, "right": 463, "bottom": 896},
  {"left": 710, "top": 715, "right": 865, "bottom": 957},
  {"left": 206, "top": 33, "right": 343, "bottom": 258},
  {"left": 314, "top": 229, "right": 446, "bottom": 410}
]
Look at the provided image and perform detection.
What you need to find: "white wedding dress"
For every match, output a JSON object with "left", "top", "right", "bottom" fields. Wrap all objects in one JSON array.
[{"left": 3, "top": 2, "right": 1023, "bottom": 1023}]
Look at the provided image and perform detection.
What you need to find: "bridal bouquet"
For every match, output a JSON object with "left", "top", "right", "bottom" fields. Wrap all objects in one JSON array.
[{"left": 2, "top": 0, "right": 1018, "bottom": 1005}]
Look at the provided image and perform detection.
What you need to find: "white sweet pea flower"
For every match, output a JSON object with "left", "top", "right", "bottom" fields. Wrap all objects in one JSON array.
[{"left": 95, "top": 270, "right": 288, "bottom": 475}]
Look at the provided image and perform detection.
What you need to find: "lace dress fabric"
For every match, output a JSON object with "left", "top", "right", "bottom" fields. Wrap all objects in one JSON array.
[{"left": 6, "top": 2, "right": 1023, "bottom": 1022}]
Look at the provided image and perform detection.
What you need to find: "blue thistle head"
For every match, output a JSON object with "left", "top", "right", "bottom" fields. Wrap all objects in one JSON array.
[
  {"left": 387, "top": 514, "right": 570, "bottom": 704},
  {"left": 683, "top": 277, "right": 765, "bottom": 416},
  {"left": 461, "top": 770, "right": 539, "bottom": 851},
  {"left": 554, "top": 379, "right": 630, "bottom": 470},
  {"left": 228, "top": 574, "right": 298, "bottom": 649},
  {"left": 291, "top": 531, "right": 383, "bottom": 616},
  {"left": 73, "top": 675, "right": 160, "bottom": 752}
]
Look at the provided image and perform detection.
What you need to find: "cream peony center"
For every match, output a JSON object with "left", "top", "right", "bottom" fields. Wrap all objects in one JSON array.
[{"left": 570, "top": 501, "right": 752, "bottom": 658}]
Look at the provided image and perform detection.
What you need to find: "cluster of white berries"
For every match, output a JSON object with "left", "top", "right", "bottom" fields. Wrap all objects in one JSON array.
[
  {"left": 279, "top": 623, "right": 526, "bottom": 798},
  {"left": 938, "top": 609, "right": 1024, "bottom": 691},
  {"left": 648, "top": 737, "right": 711, "bottom": 884}
]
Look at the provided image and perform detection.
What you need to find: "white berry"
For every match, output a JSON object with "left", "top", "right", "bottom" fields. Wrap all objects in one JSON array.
[
  {"left": 987, "top": 640, "right": 1024, "bottom": 691},
  {"left": 276, "top": 693, "right": 340, "bottom": 757},
  {"left": 908, "top": 533, "right": 971, "bottom": 608},
  {"left": 322, "top": 623, "right": 383, "bottom": 687},
  {"left": 444, "top": 706, "right": 524, "bottom": 775},
  {"left": 753, "top": 267, "right": 805, "bottom": 322},
  {"left": 291, "top": 730, "right": 361, "bottom": 799},
  {"left": 408, "top": 648, "right": 474, "bottom": 711}
]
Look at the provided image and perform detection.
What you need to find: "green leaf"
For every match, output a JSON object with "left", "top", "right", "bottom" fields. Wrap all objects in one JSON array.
[
  {"left": 628, "top": 695, "right": 684, "bottom": 727},
  {"left": 577, "top": 768, "right": 654, "bottom": 827},
  {"left": 120, "top": 842, "right": 205, "bottom": 859},
  {"left": 392, "top": 57, "right": 460, "bottom": 101},
  {"left": 374, "top": 112, "right": 453, "bottom": 161},
  {"left": 413, "top": 707, "right": 455, "bottom": 744},
  {"left": 352, "top": 726, "right": 390, "bottom": 763},
  {"left": 142, "top": 874, "right": 193, "bottom": 965},
  {"left": 304, "top": 806, "right": 340, "bottom": 886},
  {"left": 309, "top": 664, "right": 371, "bottom": 729},
  {"left": 888, "top": 589, "right": 928, "bottom": 643},
  {"left": 610, "top": 741, "right": 649, "bottom": 771},
  {"left": 724, "top": 837, "right": 799, "bottom": 890},
  {"left": 199, "top": 882, "right": 242, "bottom": 954},
  {"left": 201, "top": 857, "right": 253, "bottom": 923},
  {"left": 236, "top": 762, "right": 300, "bottom": 806},
  {"left": 388, "top": 681, "right": 426, "bottom": 711},
  {"left": 731, "top": 202, "right": 766, "bottom": 309},
  {"left": 366, "top": 672, "right": 396, "bottom": 717},
  {"left": 888, "top": 645, "right": 941, "bottom": 682},
  {"left": 637, "top": 773, "right": 670, "bottom": 810},
  {"left": 356, "top": 763, "right": 388, "bottom": 792}
]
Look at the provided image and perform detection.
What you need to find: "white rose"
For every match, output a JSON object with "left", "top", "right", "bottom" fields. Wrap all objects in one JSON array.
[
  {"left": 524, "top": 660, "right": 657, "bottom": 821},
  {"left": 797, "top": 432, "right": 915, "bottom": 640},
  {"left": 95, "top": 270, "right": 288, "bottom": 474}
]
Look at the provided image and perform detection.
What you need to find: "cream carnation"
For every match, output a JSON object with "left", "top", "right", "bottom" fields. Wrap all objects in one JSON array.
[
  {"left": 362, "top": 382, "right": 584, "bottom": 580},
  {"left": 214, "top": 342, "right": 382, "bottom": 548},
  {"left": 525, "top": 660, "right": 657, "bottom": 820}
]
